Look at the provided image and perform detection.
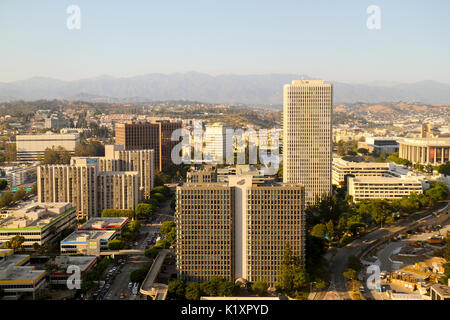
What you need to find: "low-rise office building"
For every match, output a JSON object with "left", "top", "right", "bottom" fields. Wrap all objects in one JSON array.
[
  {"left": 332, "top": 158, "right": 396, "bottom": 185},
  {"left": 0, "top": 249, "right": 47, "bottom": 299},
  {"left": 48, "top": 255, "right": 97, "bottom": 288},
  {"left": 78, "top": 217, "right": 129, "bottom": 233},
  {"left": 16, "top": 132, "right": 80, "bottom": 162},
  {"left": 0, "top": 202, "right": 77, "bottom": 249},
  {"left": 60, "top": 230, "right": 116, "bottom": 255},
  {"left": 347, "top": 176, "right": 424, "bottom": 202},
  {"left": 358, "top": 137, "right": 399, "bottom": 155}
]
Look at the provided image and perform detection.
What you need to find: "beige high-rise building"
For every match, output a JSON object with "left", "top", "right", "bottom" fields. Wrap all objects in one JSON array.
[
  {"left": 283, "top": 80, "right": 332, "bottom": 205},
  {"left": 176, "top": 175, "right": 305, "bottom": 286},
  {"left": 100, "top": 145, "right": 154, "bottom": 199},
  {"left": 37, "top": 162, "right": 99, "bottom": 220},
  {"left": 38, "top": 157, "right": 141, "bottom": 220}
]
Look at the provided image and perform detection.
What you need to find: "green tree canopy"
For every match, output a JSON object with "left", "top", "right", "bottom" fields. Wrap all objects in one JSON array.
[
  {"left": 311, "top": 224, "right": 327, "bottom": 239},
  {"left": 185, "top": 282, "right": 201, "bottom": 300},
  {"left": 251, "top": 280, "right": 268, "bottom": 297},
  {"left": 168, "top": 279, "right": 186, "bottom": 300}
]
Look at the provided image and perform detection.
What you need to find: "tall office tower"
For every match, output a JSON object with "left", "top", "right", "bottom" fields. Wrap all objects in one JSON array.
[
  {"left": 283, "top": 80, "right": 332, "bottom": 205},
  {"left": 176, "top": 183, "right": 235, "bottom": 282},
  {"left": 176, "top": 176, "right": 305, "bottom": 287},
  {"left": 37, "top": 159, "right": 142, "bottom": 220},
  {"left": 204, "top": 123, "right": 227, "bottom": 164},
  {"left": 115, "top": 120, "right": 182, "bottom": 172}
]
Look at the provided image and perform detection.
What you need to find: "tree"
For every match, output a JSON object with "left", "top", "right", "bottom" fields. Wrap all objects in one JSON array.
[
  {"left": 326, "top": 220, "right": 335, "bottom": 240},
  {"left": 343, "top": 268, "right": 358, "bottom": 281},
  {"left": 144, "top": 246, "right": 160, "bottom": 259},
  {"left": 185, "top": 283, "right": 201, "bottom": 300},
  {"left": 135, "top": 203, "right": 154, "bottom": 219},
  {"left": 0, "top": 179, "right": 7, "bottom": 190},
  {"left": 151, "top": 185, "right": 171, "bottom": 197},
  {"left": 168, "top": 279, "right": 186, "bottom": 300},
  {"left": 107, "top": 239, "right": 124, "bottom": 250},
  {"left": 101, "top": 209, "right": 134, "bottom": 218},
  {"left": 151, "top": 193, "right": 165, "bottom": 203},
  {"left": 343, "top": 268, "right": 358, "bottom": 291},
  {"left": 41, "top": 146, "right": 71, "bottom": 165},
  {"left": 347, "top": 255, "right": 363, "bottom": 273},
  {"left": 251, "top": 280, "right": 268, "bottom": 296},
  {"left": 4, "top": 235, "right": 25, "bottom": 252},
  {"left": 75, "top": 140, "right": 105, "bottom": 157},
  {"left": 218, "top": 281, "right": 238, "bottom": 297},
  {"left": 12, "top": 187, "right": 27, "bottom": 202},
  {"left": 438, "top": 161, "right": 450, "bottom": 176},
  {"left": 311, "top": 224, "right": 327, "bottom": 239},
  {"left": 276, "top": 243, "right": 309, "bottom": 293},
  {"left": 160, "top": 221, "right": 176, "bottom": 235},
  {"left": 0, "top": 191, "right": 13, "bottom": 208},
  {"left": 369, "top": 199, "right": 392, "bottom": 226}
]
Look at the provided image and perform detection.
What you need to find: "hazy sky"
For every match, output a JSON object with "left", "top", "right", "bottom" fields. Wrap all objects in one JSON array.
[{"left": 0, "top": 0, "right": 449, "bottom": 84}]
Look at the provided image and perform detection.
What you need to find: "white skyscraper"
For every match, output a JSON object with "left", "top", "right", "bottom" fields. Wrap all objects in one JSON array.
[
  {"left": 204, "top": 122, "right": 226, "bottom": 164},
  {"left": 283, "top": 80, "right": 333, "bottom": 205}
]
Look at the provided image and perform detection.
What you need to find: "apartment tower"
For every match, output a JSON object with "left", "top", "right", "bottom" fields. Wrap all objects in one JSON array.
[{"left": 283, "top": 80, "right": 332, "bottom": 205}]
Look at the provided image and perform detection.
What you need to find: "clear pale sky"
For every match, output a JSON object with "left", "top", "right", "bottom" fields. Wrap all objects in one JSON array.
[{"left": 0, "top": 0, "right": 449, "bottom": 84}]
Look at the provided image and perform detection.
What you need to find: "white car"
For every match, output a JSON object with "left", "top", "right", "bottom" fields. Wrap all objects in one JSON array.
[{"left": 128, "top": 282, "right": 133, "bottom": 289}]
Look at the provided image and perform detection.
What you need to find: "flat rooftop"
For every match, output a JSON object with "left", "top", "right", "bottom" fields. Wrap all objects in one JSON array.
[
  {"left": 0, "top": 250, "right": 29, "bottom": 268},
  {"left": 79, "top": 217, "right": 128, "bottom": 230},
  {"left": 0, "top": 266, "right": 46, "bottom": 282},
  {"left": 333, "top": 158, "right": 390, "bottom": 168},
  {"left": 0, "top": 202, "right": 74, "bottom": 230},
  {"left": 52, "top": 256, "right": 97, "bottom": 272},
  {"left": 399, "top": 137, "right": 450, "bottom": 147},
  {"left": 350, "top": 176, "right": 423, "bottom": 184},
  {"left": 431, "top": 283, "right": 450, "bottom": 297},
  {"left": 61, "top": 230, "right": 116, "bottom": 244}
]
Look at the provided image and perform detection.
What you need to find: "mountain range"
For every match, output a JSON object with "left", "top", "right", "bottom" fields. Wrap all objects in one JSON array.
[{"left": 0, "top": 72, "right": 449, "bottom": 105}]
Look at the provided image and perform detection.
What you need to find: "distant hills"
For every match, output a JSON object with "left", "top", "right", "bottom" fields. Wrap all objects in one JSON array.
[{"left": 0, "top": 72, "right": 449, "bottom": 105}]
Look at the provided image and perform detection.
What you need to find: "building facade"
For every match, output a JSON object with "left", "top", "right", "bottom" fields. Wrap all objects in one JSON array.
[
  {"left": 398, "top": 138, "right": 450, "bottom": 165},
  {"left": 176, "top": 175, "right": 305, "bottom": 287},
  {"left": 204, "top": 123, "right": 227, "bottom": 164},
  {"left": 0, "top": 249, "right": 47, "bottom": 299},
  {"left": 283, "top": 80, "right": 332, "bottom": 205},
  {"left": 347, "top": 176, "right": 424, "bottom": 202},
  {"left": 0, "top": 202, "right": 76, "bottom": 249},
  {"left": 115, "top": 120, "right": 182, "bottom": 172},
  {"left": 37, "top": 158, "right": 142, "bottom": 220},
  {"left": 16, "top": 133, "right": 80, "bottom": 162},
  {"left": 332, "top": 158, "right": 393, "bottom": 185}
]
